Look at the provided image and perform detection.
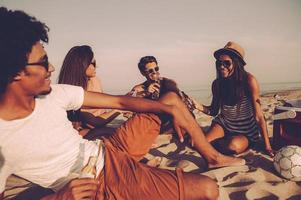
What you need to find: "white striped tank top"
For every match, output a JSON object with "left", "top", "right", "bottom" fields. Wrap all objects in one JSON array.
[{"left": 214, "top": 96, "right": 260, "bottom": 142}]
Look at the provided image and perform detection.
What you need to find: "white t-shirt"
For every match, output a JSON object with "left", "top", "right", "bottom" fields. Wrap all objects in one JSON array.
[
  {"left": 0, "top": 84, "right": 104, "bottom": 193},
  {"left": 81, "top": 76, "right": 108, "bottom": 116}
]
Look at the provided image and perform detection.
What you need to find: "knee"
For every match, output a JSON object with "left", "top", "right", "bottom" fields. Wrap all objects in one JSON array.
[
  {"left": 184, "top": 174, "right": 219, "bottom": 200},
  {"left": 228, "top": 136, "right": 249, "bottom": 154},
  {"left": 198, "top": 176, "right": 219, "bottom": 200},
  {"left": 159, "top": 92, "right": 181, "bottom": 105}
]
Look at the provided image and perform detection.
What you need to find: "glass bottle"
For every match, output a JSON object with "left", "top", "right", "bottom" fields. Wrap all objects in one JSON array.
[
  {"left": 150, "top": 78, "right": 161, "bottom": 100},
  {"left": 79, "top": 156, "right": 97, "bottom": 179}
]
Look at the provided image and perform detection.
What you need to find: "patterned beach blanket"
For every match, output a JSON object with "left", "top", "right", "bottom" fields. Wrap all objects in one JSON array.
[
  {"left": 143, "top": 132, "right": 301, "bottom": 200},
  {"left": 4, "top": 118, "right": 301, "bottom": 200}
]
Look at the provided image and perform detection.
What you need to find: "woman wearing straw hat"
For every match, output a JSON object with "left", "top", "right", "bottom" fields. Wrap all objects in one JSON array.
[{"left": 193, "top": 41, "right": 274, "bottom": 157}]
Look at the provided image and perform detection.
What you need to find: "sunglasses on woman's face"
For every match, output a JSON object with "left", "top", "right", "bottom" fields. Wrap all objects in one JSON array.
[
  {"left": 145, "top": 66, "right": 159, "bottom": 74},
  {"left": 216, "top": 60, "right": 232, "bottom": 69}
]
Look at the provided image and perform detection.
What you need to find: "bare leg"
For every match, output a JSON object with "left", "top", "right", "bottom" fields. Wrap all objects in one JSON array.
[
  {"left": 183, "top": 173, "right": 219, "bottom": 200},
  {"left": 206, "top": 124, "right": 249, "bottom": 154},
  {"left": 211, "top": 135, "right": 250, "bottom": 155},
  {"left": 159, "top": 92, "right": 245, "bottom": 168},
  {"left": 206, "top": 123, "right": 225, "bottom": 142},
  {"left": 227, "top": 135, "right": 249, "bottom": 154}
]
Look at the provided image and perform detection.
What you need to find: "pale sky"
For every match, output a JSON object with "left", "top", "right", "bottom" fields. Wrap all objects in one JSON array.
[{"left": 2, "top": 0, "right": 301, "bottom": 93}]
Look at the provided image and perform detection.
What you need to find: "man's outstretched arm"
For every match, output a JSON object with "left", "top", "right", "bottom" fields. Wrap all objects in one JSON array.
[
  {"left": 82, "top": 91, "right": 174, "bottom": 115},
  {"left": 83, "top": 91, "right": 189, "bottom": 141}
]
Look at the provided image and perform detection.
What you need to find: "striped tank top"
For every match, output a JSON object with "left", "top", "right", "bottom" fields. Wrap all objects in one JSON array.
[{"left": 214, "top": 96, "right": 260, "bottom": 142}]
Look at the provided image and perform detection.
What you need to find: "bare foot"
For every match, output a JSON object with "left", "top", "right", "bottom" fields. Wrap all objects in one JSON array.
[
  {"left": 208, "top": 154, "right": 246, "bottom": 169},
  {"left": 146, "top": 157, "right": 163, "bottom": 167}
]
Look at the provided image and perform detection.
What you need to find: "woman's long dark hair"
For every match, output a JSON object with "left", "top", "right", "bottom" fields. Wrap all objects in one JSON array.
[
  {"left": 215, "top": 55, "right": 249, "bottom": 106},
  {"left": 58, "top": 45, "right": 94, "bottom": 89}
]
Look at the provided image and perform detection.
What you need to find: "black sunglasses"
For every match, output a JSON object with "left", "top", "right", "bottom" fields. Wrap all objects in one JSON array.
[
  {"left": 216, "top": 60, "right": 232, "bottom": 69},
  {"left": 145, "top": 66, "right": 159, "bottom": 74},
  {"left": 90, "top": 61, "right": 96, "bottom": 68},
  {"left": 27, "top": 56, "right": 49, "bottom": 71}
]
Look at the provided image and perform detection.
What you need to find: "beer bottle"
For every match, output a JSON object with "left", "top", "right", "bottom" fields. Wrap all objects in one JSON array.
[
  {"left": 150, "top": 78, "right": 161, "bottom": 100},
  {"left": 79, "top": 156, "right": 97, "bottom": 179}
]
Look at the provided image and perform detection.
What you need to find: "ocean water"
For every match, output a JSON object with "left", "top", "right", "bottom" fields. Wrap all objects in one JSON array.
[
  {"left": 183, "top": 82, "right": 301, "bottom": 104},
  {"left": 108, "top": 82, "right": 301, "bottom": 105}
]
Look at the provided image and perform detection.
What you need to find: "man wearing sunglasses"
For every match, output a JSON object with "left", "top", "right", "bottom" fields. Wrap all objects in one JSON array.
[
  {"left": 128, "top": 56, "right": 196, "bottom": 111},
  {"left": 0, "top": 7, "right": 247, "bottom": 200},
  {"left": 127, "top": 56, "right": 169, "bottom": 100}
]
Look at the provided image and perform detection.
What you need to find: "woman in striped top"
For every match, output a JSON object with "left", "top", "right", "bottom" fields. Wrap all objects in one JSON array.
[{"left": 194, "top": 41, "right": 274, "bottom": 157}]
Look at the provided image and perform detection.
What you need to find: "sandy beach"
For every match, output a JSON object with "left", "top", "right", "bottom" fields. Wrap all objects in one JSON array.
[
  {"left": 4, "top": 89, "right": 301, "bottom": 199},
  {"left": 142, "top": 89, "right": 301, "bottom": 200}
]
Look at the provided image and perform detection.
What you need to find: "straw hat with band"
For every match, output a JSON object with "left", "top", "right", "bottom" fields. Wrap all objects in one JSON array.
[{"left": 214, "top": 41, "right": 246, "bottom": 65}]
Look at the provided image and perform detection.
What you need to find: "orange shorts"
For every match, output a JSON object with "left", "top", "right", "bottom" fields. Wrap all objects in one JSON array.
[{"left": 96, "top": 113, "right": 184, "bottom": 200}]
